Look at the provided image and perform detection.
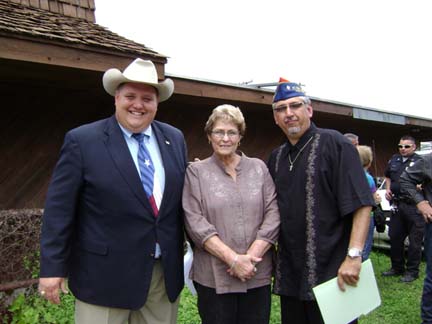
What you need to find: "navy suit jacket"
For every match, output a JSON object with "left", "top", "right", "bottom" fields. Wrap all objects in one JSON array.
[{"left": 40, "top": 115, "right": 187, "bottom": 309}]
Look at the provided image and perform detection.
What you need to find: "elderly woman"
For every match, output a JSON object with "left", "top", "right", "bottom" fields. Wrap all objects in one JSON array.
[{"left": 182, "top": 104, "right": 280, "bottom": 324}]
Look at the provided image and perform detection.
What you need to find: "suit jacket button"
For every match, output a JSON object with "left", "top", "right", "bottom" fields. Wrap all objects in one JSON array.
[{"left": 150, "top": 253, "right": 155, "bottom": 257}]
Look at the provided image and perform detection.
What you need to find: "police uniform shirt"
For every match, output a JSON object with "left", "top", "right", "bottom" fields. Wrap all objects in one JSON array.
[{"left": 385, "top": 152, "right": 421, "bottom": 197}]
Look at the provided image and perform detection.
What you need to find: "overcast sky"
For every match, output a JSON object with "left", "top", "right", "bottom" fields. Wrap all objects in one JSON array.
[{"left": 95, "top": 0, "right": 432, "bottom": 120}]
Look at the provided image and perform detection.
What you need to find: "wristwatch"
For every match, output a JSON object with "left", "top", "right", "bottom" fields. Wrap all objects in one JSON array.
[{"left": 347, "top": 247, "right": 362, "bottom": 259}]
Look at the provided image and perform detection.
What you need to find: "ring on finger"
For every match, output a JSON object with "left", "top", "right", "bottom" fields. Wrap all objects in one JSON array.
[{"left": 253, "top": 267, "right": 257, "bottom": 272}]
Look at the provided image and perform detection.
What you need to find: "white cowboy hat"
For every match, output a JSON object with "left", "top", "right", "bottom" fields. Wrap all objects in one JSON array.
[{"left": 102, "top": 58, "right": 174, "bottom": 102}]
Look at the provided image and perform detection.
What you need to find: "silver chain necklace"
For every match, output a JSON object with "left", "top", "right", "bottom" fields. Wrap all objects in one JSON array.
[{"left": 288, "top": 136, "right": 314, "bottom": 171}]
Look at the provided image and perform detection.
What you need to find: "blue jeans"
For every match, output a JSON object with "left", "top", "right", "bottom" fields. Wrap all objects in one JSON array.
[
  {"left": 422, "top": 222, "right": 432, "bottom": 323},
  {"left": 362, "top": 216, "right": 375, "bottom": 261}
]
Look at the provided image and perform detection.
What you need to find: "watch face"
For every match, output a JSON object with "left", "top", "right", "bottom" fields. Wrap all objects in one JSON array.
[{"left": 348, "top": 248, "right": 362, "bottom": 257}]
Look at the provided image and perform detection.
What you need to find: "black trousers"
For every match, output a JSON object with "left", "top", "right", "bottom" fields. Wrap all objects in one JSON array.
[
  {"left": 389, "top": 202, "right": 425, "bottom": 275},
  {"left": 280, "top": 296, "right": 324, "bottom": 324},
  {"left": 193, "top": 281, "right": 271, "bottom": 324},
  {"left": 280, "top": 296, "right": 358, "bottom": 324}
]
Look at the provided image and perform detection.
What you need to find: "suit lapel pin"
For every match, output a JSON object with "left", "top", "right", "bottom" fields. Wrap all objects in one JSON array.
[{"left": 165, "top": 140, "right": 170, "bottom": 145}]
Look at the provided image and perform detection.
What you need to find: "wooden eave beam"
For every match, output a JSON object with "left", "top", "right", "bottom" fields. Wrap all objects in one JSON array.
[
  {"left": 0, "top": 35, "right": 167, "bottom": 78},
  {"left": 311, "top": 100, "right": 354, "bottom": 117},
  {"left": 172, "top": 77, "right": 274, "bottom": 105}
]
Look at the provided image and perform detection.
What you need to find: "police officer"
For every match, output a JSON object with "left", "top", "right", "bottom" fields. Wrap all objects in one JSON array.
[
  {"left": 382, "top": 135, "right": 425, "bottom": 282},
  {"left": 400, "top": 153, "right": 432, "bottom": 322}
]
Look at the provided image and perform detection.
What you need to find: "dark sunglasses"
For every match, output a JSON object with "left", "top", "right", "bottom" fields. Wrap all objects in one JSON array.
[{"left": 398, "top": 144, "right": 413, "bottom": 149}]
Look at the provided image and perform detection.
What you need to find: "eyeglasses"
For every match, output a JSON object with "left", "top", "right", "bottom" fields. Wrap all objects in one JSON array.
[
  {"left": 211, "top": 130, "right": 240, "bottom": 139},
  {"left": 272, "top": 102, "right": 304, "bottom": 113},
  {"left": 398, "top": 144, "right": 413, "bottom": 149}
]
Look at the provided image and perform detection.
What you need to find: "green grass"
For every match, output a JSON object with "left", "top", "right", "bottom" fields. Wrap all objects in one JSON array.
[
  {"left": 359, "top": 250, "right": 424, "bottom": 324},
  {"left": 178, "top": 250, "right": 425, "bottom": 324}
]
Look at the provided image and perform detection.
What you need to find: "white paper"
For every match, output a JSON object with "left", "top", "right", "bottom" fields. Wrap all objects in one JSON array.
[
  {"left": 376, "top": 189, "right": 392, "bottom": 211},
  {"left": 312, "top": 259, "right": 381, "bottom": 324},
  {"left": 183, "top": 241, "right": 197, "bottom": 295}
]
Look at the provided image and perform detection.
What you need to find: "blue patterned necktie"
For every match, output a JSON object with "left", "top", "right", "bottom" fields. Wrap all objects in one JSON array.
[{"left": 132, "top": 133, "right": 158, "bottom": 216}]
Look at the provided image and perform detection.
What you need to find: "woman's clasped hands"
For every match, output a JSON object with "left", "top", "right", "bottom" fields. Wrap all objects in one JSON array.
[{"left": 227, "top": 254, "right": 262, "bottom": 282}]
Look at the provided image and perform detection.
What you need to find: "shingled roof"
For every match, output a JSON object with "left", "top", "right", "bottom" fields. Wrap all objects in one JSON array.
[{"left": 0, "top": 0, "right": 167, "bottom": 60}]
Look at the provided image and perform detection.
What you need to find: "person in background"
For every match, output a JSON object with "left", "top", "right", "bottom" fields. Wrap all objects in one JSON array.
[
  {"left": 400, "top": 153, "right": 432, "bottom": 323},
  {"left": 382, "top": 135, "right": 424, "bottom": 282},
  {"left": 357, "top": 145, "right": 382, "bottom": 260},
  {"left": 267, "top": 81, "right": 374, "bottom": 324},
  {"left": 344, "top": 132, "right": 359, "bottom": 146},
  {"left": 183, "top": 104, "right": 280, "bottom": 324},
  {"left": 38, "top": 58, "right": 188, "bottom": 324}
]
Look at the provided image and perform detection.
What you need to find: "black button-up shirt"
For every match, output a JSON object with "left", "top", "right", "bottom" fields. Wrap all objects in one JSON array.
[{"left": 268, "top": 123, "right": 374, "bottom": 300}]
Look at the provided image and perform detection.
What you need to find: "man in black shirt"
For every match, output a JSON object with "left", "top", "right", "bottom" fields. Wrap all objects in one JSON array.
[
  {"left": 382, "top": 135, "right": 424, "bottom": 282},
  {"left": 400, "top": 153, "right": 432, "bottom": 322},
  {"left": 267, "top": 81, "right": 374, "bottom": 324}
]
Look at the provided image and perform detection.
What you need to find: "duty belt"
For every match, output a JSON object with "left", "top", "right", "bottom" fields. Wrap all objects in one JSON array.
[{"left": 393, "top": 196, "right": 414, "bottom": 205}]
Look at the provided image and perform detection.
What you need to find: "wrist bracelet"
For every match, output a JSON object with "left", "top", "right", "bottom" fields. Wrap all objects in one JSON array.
[{"left": 229, "top": 254, "right": 238, "bottom": 270}]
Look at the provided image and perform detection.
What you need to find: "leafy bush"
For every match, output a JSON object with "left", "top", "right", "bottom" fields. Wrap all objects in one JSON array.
[
  {"left": 7, "top": 287, "right": 74, "bottom": 324},
  {"left": 0, "top": 209, "right": 42, "bottom": 285}
]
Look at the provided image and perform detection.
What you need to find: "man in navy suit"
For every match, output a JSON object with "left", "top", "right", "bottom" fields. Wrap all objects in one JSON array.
[{"left": 38, "top": 58, "right": 188, "bottom": 324}]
